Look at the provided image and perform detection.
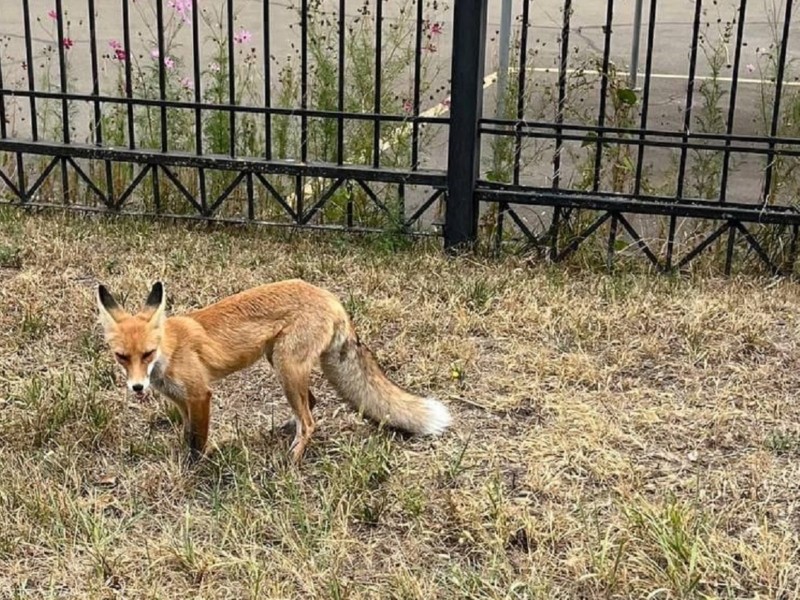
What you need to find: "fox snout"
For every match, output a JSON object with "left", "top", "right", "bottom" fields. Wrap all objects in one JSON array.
[{"left": 127, "top": 377, "right": 150, "bottom": 395}]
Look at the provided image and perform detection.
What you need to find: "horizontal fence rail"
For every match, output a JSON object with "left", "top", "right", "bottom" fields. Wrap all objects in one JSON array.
[
  {"left": 0, "top": 0, "right": 451, "bottom": 234},
  {"left": 0, "top": 0, "right": 799, "bottom": 274}
]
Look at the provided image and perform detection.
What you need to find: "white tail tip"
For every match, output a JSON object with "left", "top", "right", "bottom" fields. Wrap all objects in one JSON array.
[{"left": 421, "top": 397, "right": 452, "bottom": 435}]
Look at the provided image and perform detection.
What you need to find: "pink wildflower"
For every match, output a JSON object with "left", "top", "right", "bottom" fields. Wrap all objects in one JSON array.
[
  {"left": 150, "top": 49, "right": 174, "bottom": 69},
  {"left": 746, "top": 63, "right": 755, "bottom": 73},
  {"left": 168, "top": 0, "right": 192, "bottom": 24},
  {"left": 423, "top": 20, "right": 443, "bottom": 36},
  {"left": 109, "top": 40, "right": 126, "bottom": 60},
  {"left": 48, "top": 9, "right": 58, "bottom": 20},
  {"left": 62, "top": 37, "right": 74, "bottom": 50},
  {"left": 209, "top": 62, "right": 221, "bottom": 73},
  {"left": 233, "top": 28, "right": 252, "bottom": 44},
  {"left": 180, "top": 76, "right": 193, "bottom": 91},
  {"left": 402, "top": 99, "right": 413, "bottom": 114}
]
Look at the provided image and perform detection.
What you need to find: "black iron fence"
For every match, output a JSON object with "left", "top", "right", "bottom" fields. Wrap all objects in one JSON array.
[{"left": 1, "top": 0, "right": 799, "bottom": 273}]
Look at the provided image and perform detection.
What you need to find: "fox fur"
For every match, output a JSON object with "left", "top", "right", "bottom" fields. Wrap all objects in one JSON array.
[{"left": 95, "top": 279, "right": 452, "bottom": 462}]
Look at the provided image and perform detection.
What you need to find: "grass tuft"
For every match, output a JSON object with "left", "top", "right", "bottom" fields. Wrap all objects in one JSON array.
[{"left": 1, "top": 211, "right": 800, "bottom": 596}]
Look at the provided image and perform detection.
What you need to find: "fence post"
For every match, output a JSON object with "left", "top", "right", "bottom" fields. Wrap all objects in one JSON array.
[{"left": 444, "top": 0, "right": 488, "bottom": 251}]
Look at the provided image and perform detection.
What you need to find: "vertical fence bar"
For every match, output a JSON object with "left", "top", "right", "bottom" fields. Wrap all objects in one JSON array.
[
  {"left": 633, "top": 0, "right": 657, "bottom": 196},
  {"left": 719, "top": 0, "right": 747, "bottom": 203},
  {"left": 22, "top": 0, "right": 38, "bottom": 141},
  {"left": 372, "top": 0, "right": 384, "bottom": 168},
  {"left": 0, "top": 52, "right": 6, "bottom": 139},
  {"left": 88, "top": 0, "right": 113, "bottom": 206},
  {"left": 246, "top": 171, "right": 254, "bottom": 219},
  {"left": 54, "top": 0, "right": 70, "bottom": 144},
  {"left": 410, "top": 0, "right": 423, "bottom": 170},
  {"left": 594, "top": 1, "right": 618, "bottom": 269},
  {"left": 338, "top": 0, "right": 346, "bottom": 165},
  {"left": 492, "top": 0, "right": 513, "bottom": 226},
  {"left": 227, "top": 0, "right": 236, "bottom": 158},
  {"left": 512, "top": 0, "right": 530, "bottom": 187},
  {"left": 89, "top": 0, "right": 103, "bottom": 147},
  {"left": 300, "top": 0, "right": 309, "bottom": 165},
  {"left": 121, "top": 0, "right": 135, "bottom": 149},
  {"left": 444, "top": 0, "right": 487, "bottom": 250},
  {"left": 191, "top": 0, "right": 207, "bottom": 212},
  {"left": 548, "top": 0, "right": 572, "bottom": 260},
  {"left": 725, "top": 222, "right": 736, "bottom": 275},
  {"left": 192, "top": 0, "right": 202, "bottom": 155},
  {"left": 675, "top": 0, "right": 702, "bottom": 199},
  {"left": 495, "top": 0, "right": 530, "bottom": 249},
  {"left": 151, "top": 160, "right": 161, "bottom": 212},
  {"left": 156, "top": 0, "right": 168, "bottom": 152},
  {"left": 668, "top": 0, "right": 703, "bottom": 270},
  {"left": 592, "top": 0, "right": 612, "bottom": 192},
  {"left": 718, "top": 0, "right": 747, "bottom": 263},
  {"left": 17, "top": 153, "right": 26, "bottom": 201},
  {"left": 264, "top": 0, "right": 272, "bottom": 160},
  {"left": 54, "top": 0, "right": 71, "bottom": 203},
  {"left": 762, "top": 0, "right": 793, "bottom": 204}
]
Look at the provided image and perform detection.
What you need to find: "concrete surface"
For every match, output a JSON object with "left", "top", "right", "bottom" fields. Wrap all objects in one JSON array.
[{"left": 1, "top": 0, "right": 799, "bottom": 234}]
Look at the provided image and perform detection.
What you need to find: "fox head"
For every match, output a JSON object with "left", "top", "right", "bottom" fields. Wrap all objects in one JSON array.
[{"left": 96, "top": 281, "right": 167, "bottom": 398}]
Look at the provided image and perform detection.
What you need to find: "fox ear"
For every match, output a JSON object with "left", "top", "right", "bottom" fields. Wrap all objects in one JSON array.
[
  {"left": 144, "top": 281, "right": 167, "bottom": 328},
  {"left": 96, "top": 284, "right": 124, "bottom": 331}
]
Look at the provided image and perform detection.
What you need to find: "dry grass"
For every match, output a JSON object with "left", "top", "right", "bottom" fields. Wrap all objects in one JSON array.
[{"left": 1, "top": 207, "right": 800, "bottom": 598}]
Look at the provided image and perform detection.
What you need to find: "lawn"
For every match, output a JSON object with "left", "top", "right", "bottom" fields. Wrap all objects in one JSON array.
[{"left": 0, "top": 208, "right": 799, "bottom": 598}]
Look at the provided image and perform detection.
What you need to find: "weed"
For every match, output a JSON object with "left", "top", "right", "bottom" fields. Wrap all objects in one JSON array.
[
  {"left": 0, "top": 213, "right": 798, "bottom": 595},
  {"left": 0, "top": 245, "right": 22, "bottom": 268}
]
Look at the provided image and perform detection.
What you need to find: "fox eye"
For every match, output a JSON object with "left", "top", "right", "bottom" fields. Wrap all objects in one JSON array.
[
  {"left": 114, "top": 353, "right": 129, "bottom": 363},
  {"left": 142, "top": 350, "right": 156, "bottom": 361}
]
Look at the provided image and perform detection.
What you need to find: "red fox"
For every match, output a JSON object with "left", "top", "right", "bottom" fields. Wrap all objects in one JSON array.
[{"left": 95, "top": 280, "right": 451, "bottom": 462}]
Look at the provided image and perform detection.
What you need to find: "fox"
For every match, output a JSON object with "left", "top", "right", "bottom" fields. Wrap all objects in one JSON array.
[{"left": 95, "top": 279, "right": 452, "bottom": 463}]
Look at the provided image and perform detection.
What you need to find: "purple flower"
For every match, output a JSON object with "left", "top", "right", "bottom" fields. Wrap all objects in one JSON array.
[
  {"left": 150, "top": 49, "right": 174, "bottom": 69},
  {"left": 168, "top": 0, "right": 192, "bottom": 24},
  {"left": 424, "top": 20, "right": 443, "bottom": 36},
  {"left": 233, "top": 28, "right": 252, "bottom": 45}
]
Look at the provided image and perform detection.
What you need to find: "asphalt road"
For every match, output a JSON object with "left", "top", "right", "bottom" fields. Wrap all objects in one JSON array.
[{"left": 1, "top": 0, "right": 799, "bottom": 229}]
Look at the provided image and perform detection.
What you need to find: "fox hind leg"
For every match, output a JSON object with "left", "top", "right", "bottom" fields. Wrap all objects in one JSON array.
[
  {"left": 267, "top": 345, "right": 317, "bottom": 436},
  {"left": 272, "top": 354, "right": 316, "bottom": 463}
]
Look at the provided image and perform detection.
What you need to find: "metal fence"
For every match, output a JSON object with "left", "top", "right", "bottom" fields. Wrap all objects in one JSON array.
[{"left": 1, "top": 0, "right": 799, "bottom": 273}]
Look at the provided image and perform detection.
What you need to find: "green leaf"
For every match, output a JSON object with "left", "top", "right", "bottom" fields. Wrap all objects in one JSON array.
[
  {"left": 581, "top": 131, "right": 598, "bottom": 148},
  {"left": 616, "top": 88, "right": 638, "bottom": 105}
]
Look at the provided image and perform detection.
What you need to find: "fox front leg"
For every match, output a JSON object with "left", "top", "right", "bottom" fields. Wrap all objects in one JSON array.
[{"left": 184, "top": 390, "right": 211, "bottom": 460}]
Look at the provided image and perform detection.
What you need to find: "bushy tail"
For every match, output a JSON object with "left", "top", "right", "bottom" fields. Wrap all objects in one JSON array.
[{"left": 321, "top": 321, "right": 451, "bottom": 435}]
